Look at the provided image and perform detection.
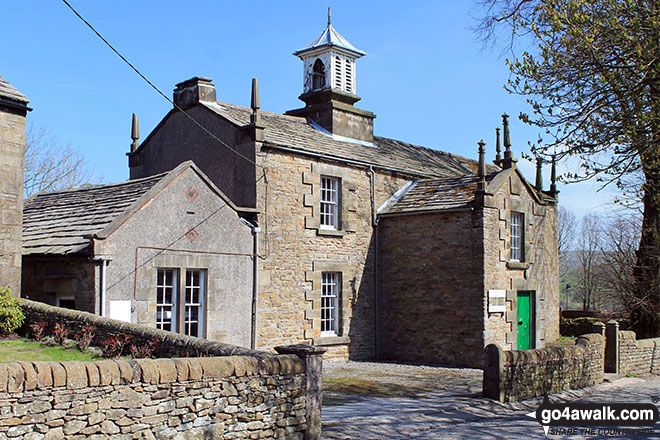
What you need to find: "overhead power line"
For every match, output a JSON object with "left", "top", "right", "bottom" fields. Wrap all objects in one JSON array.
[{"left": 61, "top": 0, "right": 260, "bottom": 167}]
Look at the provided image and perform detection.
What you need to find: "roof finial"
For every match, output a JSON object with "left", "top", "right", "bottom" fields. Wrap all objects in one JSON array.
[
  {"left": 500, "top": 113, "right": 517, "bottom": 169},
  {"left": 535, "top": 156, "right": 544, "bottom": 192},
  {"left": 502, "top": 113, "right": 511, "bottom": 154},
  {"left": 250, "top": 78, "right": 264, "bottom": 136},
  {"left": 495, "top": 127, "right": 502, "bottom": 163},
  {"left": 477, "top": 140, "right": 487, "bottom": 191},
  {"left": 131, "top": 113, "right": 139, "bottom": 152},
  {"left": 550, "top": 155, "right": 558, "bottom": 197},
  {"left": 251, "top": 77, "right": 260, "bottom": 111},
  {"left": 328, "top": 7, "right": 331, "bottom": 26}
]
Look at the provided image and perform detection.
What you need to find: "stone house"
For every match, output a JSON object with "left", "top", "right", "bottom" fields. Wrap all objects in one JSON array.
[
  {"left": 22, "top": 161, "right": 255, "bottom": 348},
  {"left": 124, "top": 18, "right": 560, "bottom": 366},
  {"left": 0, "top": 74, "right": 29, "bottom": 295}
]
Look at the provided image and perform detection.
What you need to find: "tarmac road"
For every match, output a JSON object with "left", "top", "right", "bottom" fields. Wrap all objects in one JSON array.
[{"left": 323, "top": 373, "right": 660, "bottom": 439}]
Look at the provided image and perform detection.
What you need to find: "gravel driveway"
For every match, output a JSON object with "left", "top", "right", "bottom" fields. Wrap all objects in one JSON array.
[{"left": 322, "top": 361, "right": 482, "bottom": 406}]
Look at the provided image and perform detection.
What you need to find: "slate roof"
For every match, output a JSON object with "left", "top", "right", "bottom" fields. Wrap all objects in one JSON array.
[
  {"left": 380, "top": 174, "right": 497, "bottom": 215},
  {"left": 0, "top": 74, "right": 29, "bottom": 104},
  {"left": 23, "top": 173, "right": 166, "bottom": 255},
  {"left": 201, "top": 101, "right": 482, "bottom": 179}
]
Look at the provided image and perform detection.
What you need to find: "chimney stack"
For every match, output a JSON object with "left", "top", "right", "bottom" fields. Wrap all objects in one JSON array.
[{"left": 173, "top": 77, "right": 216, "bottom": 109}]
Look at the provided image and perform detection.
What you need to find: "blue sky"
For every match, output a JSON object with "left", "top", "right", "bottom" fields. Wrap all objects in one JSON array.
[{"left": 2, "top": 1, "right": 618, "bottom": 214}]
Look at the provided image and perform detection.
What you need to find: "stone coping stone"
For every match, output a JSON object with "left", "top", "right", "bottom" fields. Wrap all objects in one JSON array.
[
  {"left": 20, "top": 299, "right": 269, "bottom": 359},
  {"left": 0, "top": 354, "right": 304, "bottom": 393}
]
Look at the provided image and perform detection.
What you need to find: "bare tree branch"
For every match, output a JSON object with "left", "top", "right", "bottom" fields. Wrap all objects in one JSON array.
[{"left": 23, "top": 125, "right": 101, "bottom": 197}]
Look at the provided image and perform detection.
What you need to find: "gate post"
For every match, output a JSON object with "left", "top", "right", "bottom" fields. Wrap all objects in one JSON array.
[
  {"left": 275, "top": 344, "right": 327, "bottom": 440},
  {"left": 605, "top": 320, "right": 619, "bottom": 374}
]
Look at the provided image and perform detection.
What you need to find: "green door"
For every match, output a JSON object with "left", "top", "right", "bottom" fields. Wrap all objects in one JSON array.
[{"left": 517, "top": 292, "right": 532, "bottom": 350}]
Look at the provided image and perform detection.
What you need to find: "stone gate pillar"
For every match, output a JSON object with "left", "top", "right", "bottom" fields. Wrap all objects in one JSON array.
[
  {"left": 605, "top": 320, "right": 619, "bottom": 374},
  {"left": 275, "top": 344, "right": 327, "bottom": 440}
]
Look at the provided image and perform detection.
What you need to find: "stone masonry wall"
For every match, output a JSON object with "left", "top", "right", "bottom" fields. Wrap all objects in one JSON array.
[
  {"left": 482, "top": 170, "right": 560, "bottom": 351},
  {"left": 255, "top": 148, "right": 410, "bottom": 360},
  {"left": 21, "top": 257, "right": 97, "bottom": 313},
  {"left": 20, "top": 299, "right": 258, "bottom": 359},
  {"left": 0, "top": 96, "right": 27, "bottom": 295},
  {"left": 483, "top": 333, "right": 604, "bottom": 403},
  {"left": 618, "top": 330, "right": 660, "bottom": 376},
  {"left": 0, "top": 355, "right": 306, "bottom": 439},
  {"left": 378, "top": 210, "right": 485, "bottom": 367},
  {"left": 15, "top": 299, "right": 328, "bottom": 439}
]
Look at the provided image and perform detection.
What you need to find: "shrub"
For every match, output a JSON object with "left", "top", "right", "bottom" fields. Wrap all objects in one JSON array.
[
  {"left": 30, "top": 322, "right": 47, "bottom": 341},
  {"left": 76, "top": 325, "right": 95, "bottom": 351},
  {"left": 0, "top": 288, "right": 24, "bottom": 334},
  {"left": 53, "top": 323, "right": 68, "bottom": 345},
  {"left": 100, "top": 335, "right": 130, "bottom": 358},
  {"left": 129, "top": 338, "right": 158, "bottom": 359}
]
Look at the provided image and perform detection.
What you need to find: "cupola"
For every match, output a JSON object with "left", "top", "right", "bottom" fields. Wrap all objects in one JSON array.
[{"left": 286, "top": 9, "right": 375, "bottom": 143}]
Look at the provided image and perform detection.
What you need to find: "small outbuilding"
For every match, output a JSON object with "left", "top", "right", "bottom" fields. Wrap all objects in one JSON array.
[{"left": 22, "top": 161, "right": 256, "bottom": 348}]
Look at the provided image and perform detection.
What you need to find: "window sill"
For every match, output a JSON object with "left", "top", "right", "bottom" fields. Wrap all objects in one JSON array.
[
  {"left": 507, "top": 261, "right": 529, "bottom": 270},
  {"left": 317, "top": 228, "right": 344, "bottom": 237},
  {"left": 314, "top": 335, "right": 350, "bottom": 346}
]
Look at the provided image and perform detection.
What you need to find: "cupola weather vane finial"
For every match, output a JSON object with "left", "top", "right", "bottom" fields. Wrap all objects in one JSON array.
[{"left": 328, "top": 7, "right": 331, "bottom": 26}]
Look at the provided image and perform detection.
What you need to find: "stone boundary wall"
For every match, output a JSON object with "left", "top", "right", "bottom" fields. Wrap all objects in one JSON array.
[
  {"left": 19, "top": 299, "right": 259, "bottom": 359},
  {"left": 0, "top": 355, "right": 308, "bottom": 439},
  {"left": 483, "top": 333, "right": 604, "bottom": 402},
  {"left": 617, "top": 330, "right": 660, "bottom": 376},
  {"left": 14, "top": 299, "right": 328, "bottom": 439}
]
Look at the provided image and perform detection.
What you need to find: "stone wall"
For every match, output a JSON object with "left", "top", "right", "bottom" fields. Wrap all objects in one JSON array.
[
  {"left": 15, "top": 299, "right": 326, "bottom": 439},
  {"left": 618, "top": 331, "right": 660, "bottom": 376},
  {"left": 482, "top": 169, "right": 560, "bottom": 352},
  {"left": 378, "top": 210, "right": 485, "bottom": 367},
  {"left": 255, "top": 148, "right": 410, "bottom": 360},
  {"left": 0, "top": 75, "right": 29, "bottom": 295},
  {"left": 0, "top": 355, "right": 307, "bottom": 439},
  {"left": 22, "top": 257, "right": 97, "bottom": 313},
  {"left": 20, "top": 299, "right": 257, "bottom": 359},
  {"left": 483, "top": 333, "right": 604, "bottom": 402}
]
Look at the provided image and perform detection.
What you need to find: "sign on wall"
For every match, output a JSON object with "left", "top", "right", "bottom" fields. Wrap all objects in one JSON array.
[{"left": 488, "top": 290, "right": 506, "bottom": 314}]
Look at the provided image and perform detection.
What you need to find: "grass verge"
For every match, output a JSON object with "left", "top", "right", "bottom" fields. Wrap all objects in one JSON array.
[{"left": 0, "top": 338, "right": 100, "bottom": 363}]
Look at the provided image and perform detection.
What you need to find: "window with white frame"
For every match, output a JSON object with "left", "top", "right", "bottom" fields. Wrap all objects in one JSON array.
[
  {"left": 321, "top": 272, "right": 340, "bottom": 335},
  {"left": 156, "top": 268, "right": 206, "bottom": 337},
  {"left": 156, "top": 269, "right": 177, "bottom": 331},
  {"left": 184, "top": 269, "right": 206, "bottom": 338},
  {"left": 320, "top": 176, "right": 339, "bottom": 229},
  {"left": 510, "top": 212, "right": 524, "bottom": 261}
]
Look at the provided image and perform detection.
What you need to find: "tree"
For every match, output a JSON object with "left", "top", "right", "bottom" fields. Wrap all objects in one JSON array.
[
  {"left": 477, "top": 0, "right": 660, "bottom": 337},
  {"left": 574, "top": 214, "right": 605, "bottom": 311},
  {"left": 557, "top": 206, "right": 576, "bottom": 279},
  {"left": 23, "top": 125, "right": 99, "bottom": 197},
  {"left": 599, "top": 213, "right": 642, "bottom": 314}
]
